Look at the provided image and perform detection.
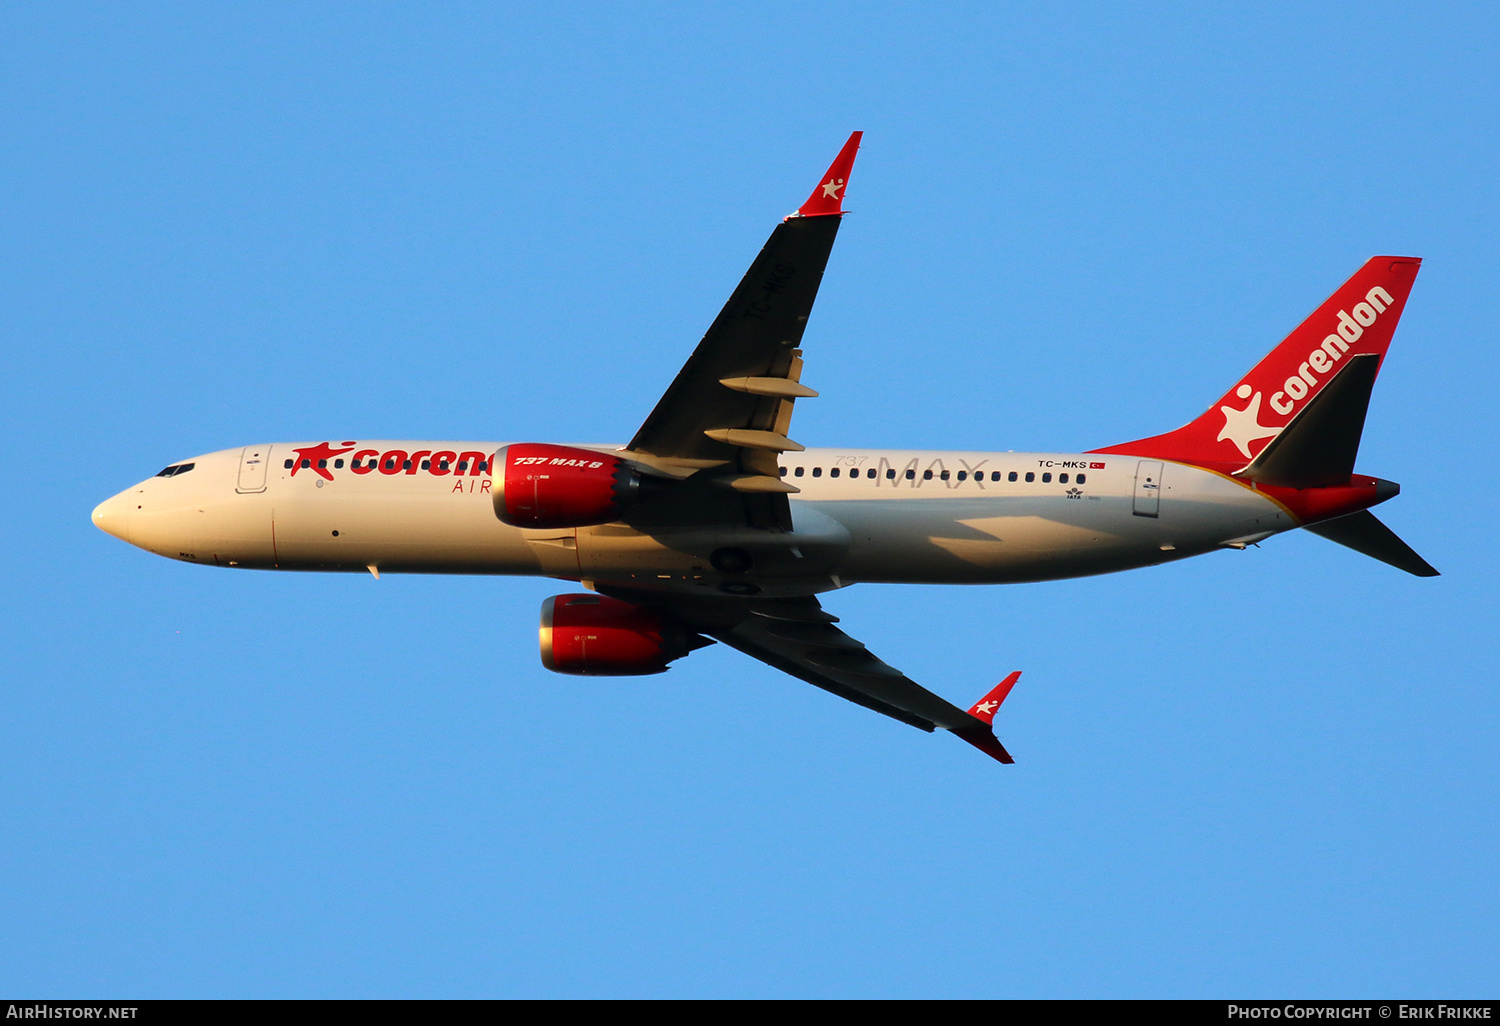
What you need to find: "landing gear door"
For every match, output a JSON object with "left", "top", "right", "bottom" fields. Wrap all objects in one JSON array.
[
  {"left": 237, "top": 445, "right": 272, "bottom": 494},
  {"left": 1133, "top": 460, "right": 1163, "bottom": 518}
]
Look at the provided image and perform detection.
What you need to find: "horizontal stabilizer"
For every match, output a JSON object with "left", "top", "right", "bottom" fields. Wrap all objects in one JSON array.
[
  {"left": 1240, "top": 354, "right": 1379, "bottom": 488},
  {"left": 1305, "top": 509, "right": 1440, "bottom": 577}
]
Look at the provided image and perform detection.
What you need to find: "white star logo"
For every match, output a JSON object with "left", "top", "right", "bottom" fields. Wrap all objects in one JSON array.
[
  {"left": 975, "top": 699, "right": 999, "bottom": 715},
  {"left": 820, "top": 177, "right": 844, "bottom": 200},
  {"left": 1218, "top": 384, "right": 1283, "bottom": 459}
]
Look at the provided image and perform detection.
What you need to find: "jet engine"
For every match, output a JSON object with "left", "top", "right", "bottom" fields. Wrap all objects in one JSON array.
[
  {"left": 540, "top": 593, "right": 712, "bottom": 676},
  {"left": 493, "top": 443, "right": 653, "bottom": 529}
]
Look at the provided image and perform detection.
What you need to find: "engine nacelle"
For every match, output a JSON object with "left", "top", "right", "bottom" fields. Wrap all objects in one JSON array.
[
  {"left": 493, "top": 443, "right": 643, "bottom": 529},
  {"left": 540, "top": 594, "right": 707, "bottom": 676}
]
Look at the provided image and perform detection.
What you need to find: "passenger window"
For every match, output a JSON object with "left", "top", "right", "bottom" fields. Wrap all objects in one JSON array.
[
  {"left": 1042, "top": 472, "right": 1052, "bottom": 483},
  {"left": 812, "top": 467, "right": 822, "bottom": 478},
  {"left": 957, "top": 471, "right": 967, "bottom": 481},
  {"left": 779, "top": 466, "right": 788, "bottom": 477},
  {"left": 301, "top": 459, "right": 311, "bottom": 469},
  {"left": 420, "top": 460, "right": 431, "bottom": 470},
  {"left": 830, "top": 467, "right": 840, "bottom": 478},
  {"left": 402, "top": 460, "right": 412, "bottom": 470},
  {"left": 385, "top": 459, "right": 396, "bottom": 470},
  {"left": 795, "top": 466, "right": 805, "bottom": 477},
  {"left": 318, "top": 459, "right": 328, "bottom": 469},
  {"left": 1008, "top": 471, "right": 1018, "bottom": 482},
  {"left": 1059, "top": 473, "right": 1068, "bottom": 484},
  {"left": 886, "top": 469, "right": 895, "bottom": 479},
  {"left": 456, "top": 461, "right": 467, "bottom": 472},
  {"left": 478, "top": 461, "right": 489, "bottom": 472},
  {"left": 1025, "top": 472, "right": 1034, "bottom": 482},
  {"left": 992, "top": 471, "right": 1002, "bottom": 482},
  {"left": 284, "top": 459, "right": 294, "bottom": 469},
  {"left": 905, "top": 469, "right": 915, "bottom": 480},
  {"left": 939, "top": 470, "right": 950, "bottom": 481},
  {"left": 438, "top": 460, "right": 449, "bottom": 470},
  {"left": 335, "top": 459, "right": 344, "bottom": 469},
  {"left": 1077, "top": 473, "right": 1086, "bottom": 484}
]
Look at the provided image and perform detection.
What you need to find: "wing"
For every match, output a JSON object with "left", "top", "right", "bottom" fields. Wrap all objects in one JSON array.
[
  {"left": 604, "top": 587, "right": 1016, "bottom": 764},
  {"left": 625, "top": 132, "right": 862, "bottom": 531}
]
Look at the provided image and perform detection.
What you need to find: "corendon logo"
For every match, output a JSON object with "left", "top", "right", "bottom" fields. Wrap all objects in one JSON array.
[
  {"left": 348, "top": 446, "right": 494, "bottom": 478},
  {"left": 288, "top": 443, "right": 496, "bottom": 481},
  {"left": 288, "top": 442, "right": 356, "bottom": 481},
  {"left": 1218, "top": 284, "right": 1395, "bottom": 458},
  {"left": 1267, "top": 285, "right": 1393, "bottom": 416},
  {"left": 1217, "top": 387, "right": 1281, "bottom": 460}
]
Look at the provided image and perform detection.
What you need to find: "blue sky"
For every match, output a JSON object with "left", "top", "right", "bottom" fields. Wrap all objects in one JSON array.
[{"left": 3, "top": 3, "right": 1498, "bottom": 997}]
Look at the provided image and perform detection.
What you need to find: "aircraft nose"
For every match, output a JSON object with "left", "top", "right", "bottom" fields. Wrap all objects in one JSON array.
[{"left": 91, "top": 490, "right": 132, "bottom": 543}]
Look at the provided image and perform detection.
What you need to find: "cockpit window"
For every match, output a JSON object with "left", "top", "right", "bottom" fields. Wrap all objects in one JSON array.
[{"left": 154, "top": 463, "right": 195, "bottom": 477}]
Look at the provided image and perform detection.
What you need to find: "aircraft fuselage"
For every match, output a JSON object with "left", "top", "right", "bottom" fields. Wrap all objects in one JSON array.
[{"left": 92, "top": 441, "right": 1304, "bottom": 597}]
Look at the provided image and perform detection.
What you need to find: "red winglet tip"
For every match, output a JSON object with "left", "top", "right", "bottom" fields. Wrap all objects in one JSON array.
[
  {"left": 967, "top": 670, "right": 1022, "bottom": 725},
  {"left": 795, "top": 131, "right": 862, "bottom": 218},
  {"left": 954, "top": 726, "right": 1014, "bottom": 765}
]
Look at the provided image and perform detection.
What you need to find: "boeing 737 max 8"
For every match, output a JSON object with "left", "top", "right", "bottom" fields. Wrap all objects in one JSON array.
[{"left": 92, "top": 133, "right": 1437, "bottom": 765}]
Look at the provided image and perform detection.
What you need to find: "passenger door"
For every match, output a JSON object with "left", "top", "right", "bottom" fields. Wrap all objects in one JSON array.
[
  {"left": 1132, "top": 460, "right": 1163, "bottom": 518},
  {"left": 236, "top": 445, "right": 272, "bottom": 493}
]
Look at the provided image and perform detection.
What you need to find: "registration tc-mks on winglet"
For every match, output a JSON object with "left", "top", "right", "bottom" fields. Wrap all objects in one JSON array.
[{"left": 92, "top": 132, "right": 1438, "bottom": 766}]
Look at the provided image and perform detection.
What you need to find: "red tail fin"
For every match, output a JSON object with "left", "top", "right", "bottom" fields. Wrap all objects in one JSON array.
[{"left": 1092, "top": 257, "right": 1421, "bottom": 469}]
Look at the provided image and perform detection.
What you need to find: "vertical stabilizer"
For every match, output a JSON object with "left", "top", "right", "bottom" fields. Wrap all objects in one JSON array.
[{"left": 1093, "top": 257, "right": 1420, "bottom": 469}]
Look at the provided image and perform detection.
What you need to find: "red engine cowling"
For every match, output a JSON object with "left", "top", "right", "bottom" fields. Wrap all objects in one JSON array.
[
  {"left": 493, "top": 443, "right": 643, "bottom": 529},
  {"left": 540, "top": 594, "right": 704, "bottom": 676}
]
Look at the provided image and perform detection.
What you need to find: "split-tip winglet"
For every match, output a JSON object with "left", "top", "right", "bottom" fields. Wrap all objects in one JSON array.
[
  {"left": 967, "top": 671, "right": 1022, "bottom": 725},
  {"left": 793, "top": 131, "right": 862, "bottom": 218},
  {"left": 952, "top": 671, "right": 1023, "bottom": 765}
]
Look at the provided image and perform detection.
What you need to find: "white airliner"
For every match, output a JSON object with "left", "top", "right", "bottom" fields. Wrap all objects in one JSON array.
[{"left": 92, "top": 132, "right": 1437, "bottom": 765}]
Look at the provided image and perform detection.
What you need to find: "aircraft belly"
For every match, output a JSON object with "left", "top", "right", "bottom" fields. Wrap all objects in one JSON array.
[
  {"left": 813, "top": 466, "right": 1289, "bottom": 584},
  {"left": 818, "top": 497, "right": 1145, "bottom": 583},
  {"left": 260, "top": 478, "right": 536, "bottom": 574},
  {"left": 574, "top": 501, "right": 851, "bottom": 595},
  {"left": 199, "top": 492, "right": 277, "bottom": 567}
]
